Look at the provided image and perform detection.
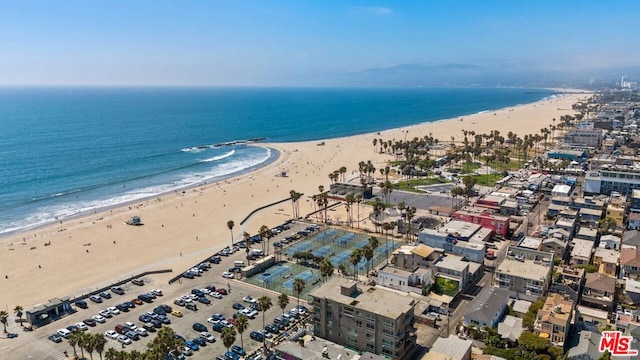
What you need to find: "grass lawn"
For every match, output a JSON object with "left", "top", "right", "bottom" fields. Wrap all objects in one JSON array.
[
  {"left": 392, "top": 177, "right": 450, "bottom": 193},
  {"left": 448, "top": 161, "right": 482, "bottom": 174},
  {"left": 474, "top": 173, "right": 504, "bottom": 186},
  {"left": 488, "top": 159, "right": 522, "bottom": 171}
]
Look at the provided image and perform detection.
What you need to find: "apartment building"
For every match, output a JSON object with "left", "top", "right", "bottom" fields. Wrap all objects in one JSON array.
[
  {"left": 592, "top": 247, "right": 619, "bottom": 277},
  {"left": 494, "top": 247, "right": 554, "bottom": 301},
  {"left": 309, "top": 278, "right": 416, "bottom": 360}
]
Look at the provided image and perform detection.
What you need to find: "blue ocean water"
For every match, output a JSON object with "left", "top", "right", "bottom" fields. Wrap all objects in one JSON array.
[{"left": 0, "top": 87, "right": 555, "bottom": 234}]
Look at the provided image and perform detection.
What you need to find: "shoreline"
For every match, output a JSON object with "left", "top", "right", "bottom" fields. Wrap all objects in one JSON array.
[{"left": 0, "top": 90, "right": 591, "bottom": 310}]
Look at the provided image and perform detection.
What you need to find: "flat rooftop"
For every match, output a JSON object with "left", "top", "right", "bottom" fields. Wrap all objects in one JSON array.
[
  {"left": 571, "top": 238, "right": 594, "bottom": 259},
  {"left": 577, "top": 227, "right": 598, "bottom": 238},
  {"left": 519, "top": 236, "right": 543, "bottom": 250},
  {"left": 435, "top": 254, "right": 469, "bottom": 272},
  {"left": 308, "top": 277, "right": 415, "bottom": 319},
  {"left": 594, "top": 247, "right": 619, "bottom": 264},
  {"left": 437, "top": 220, "right": 481, "bottom": 238},
  {"left": 497, "top": 257, "right": 551, "bottom": 281}
]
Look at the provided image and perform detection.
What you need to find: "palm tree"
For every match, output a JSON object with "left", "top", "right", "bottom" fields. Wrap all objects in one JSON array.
[
  {"left": 84, "top": 332, "right": 96, "bottom": 360},
  {"left": 362, "top": 245, "right": 374, "bottom": 276},
  {"left": 222, "top": 327, "right": 237, "bottom": 352},
  {"left": 13, "top": 306, "right": 23, "bottom": 327},
  {"left": 243, "top": 231, "right": 251, "bottom": 263},
  {"left": 319, "top": 258, "right": 335, "bottom": 282},
  {"left": 104, "top": 348, "right": 118, "bottom": 360},
  {"left": 257, "top": 295, "right": 272, "bottom": 352},
  {"left": 289, "top": 190, "right": 303, "bottom": 219},
  {"left": 278, "top": 293, "right": 290, "bottom": 316},
  {"left": 147, "top": 327, "right": 181, "bottom": 359},
  {"left": 94, "top": 333, "right": 107, "bottom": 360},
  {"left": 355, "top": 194, "right": 363, "bottom": 228},
  {"left": 405, "top": 206, "right": 417, "bottom": 241},
  {"left": 350, "top": 248, "right": 362, "bottom": 281},
  {"left": 450, "top": 186, "right": 465, "bottom": 212},
  {"left": 227, "top": 220, "right": 235, "bottom": 247},
  {"left": 0, "top": 310, "right": 8, "bottom": 333},
  {"left": 293, "top": 278, "right": 306, "bottom": 307},
  {"left": 369, "top": 236, "right": 380, "bottom": 251},
  {"left": 345, "top": 194, "right": 355, "bottom": 227},
  {"left": 234, "top": 314, "right": 249, "bottom": 350},
  {"left": 259, "top": 225, "right": 270, "bottom": 253},
  {"left": 69, "top": 330, "right": 82, "bottom": 358}
]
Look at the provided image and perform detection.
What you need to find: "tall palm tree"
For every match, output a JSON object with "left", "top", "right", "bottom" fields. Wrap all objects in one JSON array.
[
  {"left": 293, "top": 279, "right": 306, "bottom": 307},
  {"left": 259, "top": 225, "right": 270, "bottom": 254},
  {"left": 350, "top": 249, "right": 362, "bottom": 281},
  {"left": 68, "top": 330, "right": 82, "bottom": 358},
  {"left": 362, "top": 245, "right": 374, "bottom": 276},
  {"left": 278, "top": 293, "right": 289, "bottom": 316},
  {"left": 221, "top": 327, "right": 236, "bottom": 352},
  {"left": 13, "top": 306, "right": 23, "bottom": 327},
  {"left": 345, "top": 194, "right": 355, "bottom": 227},
  {"left": 234, "top": 314, "right": 249, "bottom": 350},
  {"left": 84, "top": 332, "right": 96, "bottom": 360},
  {"left": 289, "top": 190, "right": 303, "bottom": 219},
  {"left": 355, "top": 194, "right": 363, "bottom": 228},
  {"left": 0, "top": 310, "right": 8, "bottom": 333},
  {"left": 243, "top": 231, "right": 251, "bottom": 263},
  {"left": 257, "top": 295, "right": 272, "bottom": 353},
  {"left": 319, "top": 258, "right": 334, "bottom": 282},
  {"left": 227, "top": 220, "right": 235, "bottom": 247},
  {"left": 94, "top": 333, "right": 107, "bottom": 360}
]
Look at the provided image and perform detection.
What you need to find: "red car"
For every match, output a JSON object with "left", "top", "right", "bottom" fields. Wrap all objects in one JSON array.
[{"left": 215, "top": 288, "right": 228, "bottom": 296}]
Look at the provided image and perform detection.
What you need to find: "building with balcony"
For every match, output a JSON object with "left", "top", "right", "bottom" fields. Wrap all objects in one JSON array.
[
  {"left": 593, "top": 247, "right": 619, "bottom": 277},
  {"left": 308, "top": 278, "right": 416, "bottom": 360},
  {"left": 575, "top": 227, "right": 598, "bottom": 242},
  {"left": 580, "top": 273, "right": 617, "bottom": 311},
  {"left": 534, "top": 293, "right": 574, "bottom": 347},
  {"left": 564, "top": 129, "right": 604, "bottom": 148},
  {"left": 494, "top": 247, "right": 554, "bottom": 301},
  {"left": 390, "top": 244, "right": 439, "bottom": 271},
  {"left": 599, "top": 234, "right": 621, "bottom": 250},
  {"left": 584, "top": 165, "right": 640, "bottom": 196},
  {"left": 463, "top": 287, "right": 510, "bottom": 328},
  {"left": 630, "top": 189, "right": 640, "bottom": 213},
  {"left": 542, "top": 237, "right": 568, "bottom": 260},
  {"left": 418, "top": 221, "right": 487, "bottom": 263}
]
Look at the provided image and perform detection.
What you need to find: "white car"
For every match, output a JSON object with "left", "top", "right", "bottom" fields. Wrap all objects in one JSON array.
[
  {"left": 206, "top": 317, "right": 220, "bottom": 325},
  {"left": 75, "top": 322, "right": 88, "bottom": 331},
  {"left": 105, "top": 330, "right": 118, "bottom": 339},
  {"left": 57, "top": 328, "right": 71, "bottom": 338},
  {"left": 200, "top": 288, "right": 211, "bottom": 295},
  {"left": 124, "top": 321, "right": 137, "bottom": 330},
  {"left": 118, "top": 335, "right": 132, "bottom": 345},
  {"left": 243, "top": 296, "right": 257, "bottom": 304},
  {"left": 99, "top": 309, "right": 112, "bottom": 318},
  {"left": 151, "top": 289, "right": 163, "bottom": 296},
  {"left": 200, "top": 331, "right": 215, "bottom": 343},
  {"left": 222, "top": 272, "right": 234, "bottom": 279},
  {"left": 135, "top": 327, "right": 148, "bottom": 337},
  {"left": 210, "top": 292, "right": 223, "bottom": 299},
  {"left": 181, "top": 346, "right": 193, "bottom": 356},
  {"left": 92, "top": 315, "right": 106, "bottom": 323},
  {"left": 240, "top": 308, "right": 257, "bottom": 318},
  {"left": 107, "top": 306, "right": 120, "bottom": 315}
]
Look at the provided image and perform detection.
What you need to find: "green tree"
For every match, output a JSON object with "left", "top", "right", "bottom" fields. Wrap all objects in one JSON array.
[
  {"left": 462, "top": 176, "right": 478, "bottom": 197},
  {"left": 293, "top": 278, "right": 306, "bottom": 307},
  {"left": 227, "top": 220, "right": 235, "bottom": 247},
  {"left": 362, "top": 244, "right": 374, "bottom": 276},
  {"left": 13, "top": 305, "right": 23, "bottom": 327},
  {"left": 69, "top": 330, "right": 82, "bottom": 358},
  {"left": 598, "top": 350, "right": 611, "bottom": 360},
  {"left": 289, "top": 190, "right": 303, "bottom": 219},
  {"left": 320, "top": 258, "right": 335, "bottom": 282},
  {"left": 518, "top": 331, "right": 549, "bottom": 352},
  {"left": 146, "top": 327, "right": 182, "bottom": 359},
  {"left": 258, "top": 295, "right": 272, "bottom": 353},
  {"left": 0, "top": 310, "right": 8, "bottom": 333},
  {"left": 259, "top": 224, "right": 270, "bottom": 254},
  {"left": 222, "top": 327, "right": 237, "bottom": 352},
  {"left": 84, "top": 332, "right": 96, "bottom": 360},
  {"left": 104, "top": 348, "right": 118, "bottom": 360},
  {"left": 94, "top": 333, "right": 107, "bottom": 360},
  {"left": 278, "top": 293, "right": 290, "bottom": 316},
  {"left": 350, "top": 248, "right": 362, "bottom": 280},
  {"left": 234, "top": 314, "right": 249, "bottom": 350}
]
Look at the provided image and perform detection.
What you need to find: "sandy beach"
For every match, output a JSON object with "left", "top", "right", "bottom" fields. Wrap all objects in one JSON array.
[{"left": 0, "top": 91, "right": 589, "bottom": 311}]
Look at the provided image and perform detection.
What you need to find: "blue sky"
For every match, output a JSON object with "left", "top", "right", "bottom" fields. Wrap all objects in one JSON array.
[{"left": 1, "top": 0, "right": 639, "bottom": 86}]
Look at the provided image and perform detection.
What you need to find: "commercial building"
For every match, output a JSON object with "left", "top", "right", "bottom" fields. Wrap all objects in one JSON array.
[
  {"left": 309, "top": 278, "right": 416, "bottom": 359},
  {"left": 452, "top": 207, "right": 511, "bottom": 237},
  {"left": 418, "top": 221, "right": 486, "bottom": 263}
]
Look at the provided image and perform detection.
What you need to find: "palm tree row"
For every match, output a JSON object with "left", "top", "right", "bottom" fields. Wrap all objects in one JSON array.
[{"left": 68, "top": 330, "right": 107, "bottom": 360}]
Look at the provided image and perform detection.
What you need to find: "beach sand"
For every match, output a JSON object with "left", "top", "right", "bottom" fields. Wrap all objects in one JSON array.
[{"left": 0, "top": 91, "right": 590, "bottom": 310}]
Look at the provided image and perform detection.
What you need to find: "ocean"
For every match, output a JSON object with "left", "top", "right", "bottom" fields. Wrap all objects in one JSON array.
[{"left": 0, "top": 87, "right": 556, "bottom": 235}]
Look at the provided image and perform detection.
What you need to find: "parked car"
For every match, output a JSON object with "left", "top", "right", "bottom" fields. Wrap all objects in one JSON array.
[
  {"left": 105, "top": 330, "right": 119, "bottom": 339},
  {"left": 118, "top": 335, "right": 132, "bottom": 345},
  {"left": 107, "top": 306, "right": 120, "bottom": 315},
  {"left": 132, "top": 298, "right": 143, "bottom": 305},
  {"left": 66, "top": 325, "right": 79, "bottom": 333},
  {"left": 172, "top": 310, "right": 183, "bottom": 317},
  {"left": 89, "top": 295, "right": 103, "bottom": 303},
  {"left": 231, "top": 345, "right": 246, "bottom": 356},
  {"left": 174, "top": 299, "right": 186, "bottom": 307},
  {"left": 49, "top": 333, "right": 63, "bottom": 343},
  {"left": 125, "top": 330, "right": 140, "bottom": 341},
  {"left": 132, "top": 278, "right": 144, "bottom": 286},
  {"left": 100, "top": 291, "right": 112, "bottom": 299},
  {"left": 222, "top": 272, "right": 234, "bottom": 279},
  {"left": 198, "top": 297, "right": 211, "bottom": 304},
  {"left": 135, "top": 327, "right": 148, "bottom": 337},
  {"left": 83, "top": 318, "right": 97, "bottom": 327},
  {"left": 200, "top": 331, "right": 215, "bottom": 343},
  {"left": 92, "top": 315, "right": 106, "bottom": 323},
  {"left": 111, "top": 286, "right": 125, "bottom": 295},
  {"left": 75, "top": 300, "right": 88, "bottom": 309},
  {"left": 151, "top": 289, "right": 163, "bottom": 296},
  {"left": 184, "top": 340, "right": 200, "bottom": 351},
  {"left": 273, "top": 242, "right": 283, "bottom": 248},
  {"left": 192, "top": 323, "right": 207, "bottom": 332},
  {"left": 250, "top": 331, "right": 264, "bottom": 342},
  {"left": 143, "top": 323, "right": 157, "bottom": 332},
  {"left": 185, "top": 302, "right": 198, "bottom": 311},
  {"left": 232, "top": 303, "right": 245, "bottom": 310},
  {"left": 183, "top": 271, "right": 195, "bottom": 279},
  {"left": 210, "top": 292, "right": 222, "bottom": 299},
  {"left": 242, "top": 296, "right": 257, "bottom": 304},
  {"left": 192, "top": 337, "right": 207, "bottom": 347},
  {"left": 211, "top": 322, "right": 225, "bottom": 332},
  {"left": 124, "top": 321, "right": 137, "bottom": 330},
  {"left": 99, "top": 309, "right": 112, "bottom": 318}
]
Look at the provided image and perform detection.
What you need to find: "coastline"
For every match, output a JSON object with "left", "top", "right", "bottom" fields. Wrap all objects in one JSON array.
[{"left": 0, "top": 91, "right": 590, "bottom": 309}]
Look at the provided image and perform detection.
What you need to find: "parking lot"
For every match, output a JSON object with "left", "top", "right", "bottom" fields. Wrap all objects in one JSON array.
[{"left": 22, "top": 221, "right": 317, "bottom": 359}]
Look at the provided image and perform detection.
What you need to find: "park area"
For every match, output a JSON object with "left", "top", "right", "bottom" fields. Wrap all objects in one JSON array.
[{"left": 243, "top": 228, "right": 401, "bottom": 298}]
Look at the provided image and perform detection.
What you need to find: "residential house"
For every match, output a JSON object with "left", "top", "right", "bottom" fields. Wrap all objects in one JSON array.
[
  {"left": 534, "top": 293, "right": 574, "bottom": 347},
  {"left": 308, "top": 278, "right": 416, "bottom": 359},
  {"left": 426, "top": 336, "right": 472, "bottom": 360},
  {"left": 510, "top": 299, "right": 533, "bottom": 318},
  {"left": 623, "top": 279, "right": 640, "bottom": 306},
  {"left": 570, "top": 238, "right": 594, "bottom": 266},
  {"left": 567, "top": 330, "right": 603, "bottom": 360},
  {"left": 630, "top": 189, "right": 640, "bottom": 213},
  {"left": 376, "top": 264, "right": 431, "bottom": 295},
  {"left": 497, "top": 316, "right": 525, "bottom": 344},
  {"left": 599, "top": 234, "right": 621, "bottom": 250},
  {"left": 494, "top": 247, "right": 553, "bottom": 301},
  {"left": 581, "top": 273, "right": 617, "bottom": 311},
  {"left": 607, "top": 195, "right": 627, "bottom": 226},
  {"left": 463, "top": 287, "right": 510, "bottom": 328},
  {"left": 623, "top": 230, "right": 640, "bottom": 249},
  {"left": 575, "top": 227, "right": 598, "bottom": 242},
  {"left": 620, "top": 247, "right": 640, "bottom": 280},
  {"left": 593, "top": 247, "right": 619, "bottom": 277},
  {"left": 542, "top": 237, "right": 568, "bottom": 260},
  {"left": 391, "top": 244, "right": 439, "bottom": 271},
  {"left": 628, "top": 213, "right": 640, "bottom": 230}
]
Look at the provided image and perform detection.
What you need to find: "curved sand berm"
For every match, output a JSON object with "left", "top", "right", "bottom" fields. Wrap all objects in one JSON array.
[{"left": 0, "top": 90, "right": 590, "bottom": 309}]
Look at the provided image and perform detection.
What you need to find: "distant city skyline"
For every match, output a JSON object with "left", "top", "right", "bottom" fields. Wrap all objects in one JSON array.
[{"left": 2, "top": 0, "right": 640, "bottom": 86}]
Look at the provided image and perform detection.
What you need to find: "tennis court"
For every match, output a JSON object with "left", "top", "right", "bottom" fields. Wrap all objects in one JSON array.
[{"left": 243, "top": 228, "right": 401, "bottom": 298}]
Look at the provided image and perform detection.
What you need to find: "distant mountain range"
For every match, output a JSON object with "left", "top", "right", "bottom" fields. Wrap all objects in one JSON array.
[{"left": 307, "top": 63, "right": 640, "bottom": 89}]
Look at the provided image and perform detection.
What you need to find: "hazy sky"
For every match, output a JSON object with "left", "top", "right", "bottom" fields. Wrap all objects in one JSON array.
[{"left": 2, "top": 0, "right": 639, "bottom": 86}]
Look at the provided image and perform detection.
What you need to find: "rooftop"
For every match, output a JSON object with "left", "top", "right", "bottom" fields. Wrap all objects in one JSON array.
[
  {"left": 576, "top": 227, "right": 598, "bottom": 238},
  {"left": 519, "top": 236, "right": 542, "bottom": 250},
  {"left": 411, "top": 244, "right": 436, "bottom": 259},
  {"left": 435, "top": 255, "right": 469, "bottom": 273},
  {"left": 497, "top": 257, "right": 551, "bottom": 281},
  {"left": 436, "top": 220, "right": 481, "bottom": 239},
  {"left": 428, "top": 336, "right": 473, "bottom": 360},
  {"left": 308, "top": 277, "right": 415, "bottom": 319},
  {"left": 464, "top": 287, "right": 510, "bottom": 325},
  {"left": 571, "top": 238, "right": 594, "bottom": 260},
  {"left": 621, "top": 247, "right": 640, "bottom": 267},
  {"left": 567, "top": 330, "right": 602, "bottom": 360},
  {"left": 537, "top": 293, "right": 573, "bottom": 325},
  {"left": 594, "top": 247, "right": 620, "bottom": 264},
  {"left": 378, "top": 264, "right": 416, "bottom": 278},
  {"left": 498, "top": 315, "right": 525, "bottom": 342},
  {"left": 511, "top": 299, "right": 533, "bottom": 315},
  {"left": 585, "top": 273, "right": 616, "bottom": 293}
]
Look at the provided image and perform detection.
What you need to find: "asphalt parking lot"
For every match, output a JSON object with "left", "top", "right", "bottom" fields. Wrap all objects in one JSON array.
[{"left": 17, "top": 220, "right": 317, "bottom": 359}]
